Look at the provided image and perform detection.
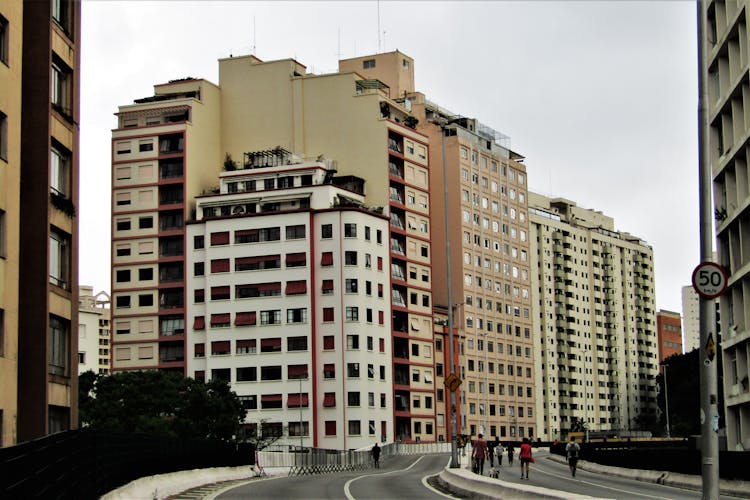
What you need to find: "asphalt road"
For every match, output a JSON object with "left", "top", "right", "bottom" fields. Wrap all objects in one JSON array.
[
  {"left": 215, "top": 454, "right": 454, "bottom": 500},
  {"left": 214, "top": 450, "right": 746, "bottom": 499}
]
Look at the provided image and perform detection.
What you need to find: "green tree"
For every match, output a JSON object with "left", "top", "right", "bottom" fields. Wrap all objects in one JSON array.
[
  {"left": 79, "top": 370, "right": 245, "bottom": 441},
  {"left": 657, "top": 349, "right": 724, "bottom": 438}
]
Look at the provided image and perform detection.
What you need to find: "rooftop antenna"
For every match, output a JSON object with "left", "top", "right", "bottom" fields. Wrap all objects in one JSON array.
[{"left": 377, "top": 0, "right": 381, "bottom": 53}]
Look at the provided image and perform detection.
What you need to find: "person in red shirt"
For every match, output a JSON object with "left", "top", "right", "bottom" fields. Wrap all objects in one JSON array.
[
  {"left": 519, "top": 437, "right": 533, "bottom": 479},
  {"left": 472, "top": 433, "right": 489, "bottom": 475}
]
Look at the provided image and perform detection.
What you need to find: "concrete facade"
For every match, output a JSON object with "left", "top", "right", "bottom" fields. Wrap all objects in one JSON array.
[
  {"left": 0, "top": 0, "right": 81, "bottom": 445},
  {"left": 704, "top": 0, "right": 750, "bottom": 450},
  {"left": 112, "top": 51, "right": 438, "bottom": 445},
  {"left": 528, "top": 193, "right": 658, "bottom": 440},
  {"left": 681, "top": 285, "right": 700, "bottom": 354},
  {"left": 186, "top": 156, "right": 393, "bottom": 449},
  {"left": 78, "top": 286, "right": 110, "bottom": 375}
]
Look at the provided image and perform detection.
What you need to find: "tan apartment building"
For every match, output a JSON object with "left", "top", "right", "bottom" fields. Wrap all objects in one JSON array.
[
  {"left": 112, "top": 51, "right": 437, "bottom": 443},
  {"left": 528, "top": 193, "right": 658, "bottom": 440},
  {"left": 340, "top": 51, "right": 536, "bottom": 442},
  {"left": 0, "top": 0, "right": 81, "bottom": 445},
  {"left": 111, "top": 78, "right": 222, "bottom": 373},
  {"left": 704, "top": 0, "right": 750, "bottom": 450},
  {"left": 0, "top": 0, "right": 22, "bottom": 447}
]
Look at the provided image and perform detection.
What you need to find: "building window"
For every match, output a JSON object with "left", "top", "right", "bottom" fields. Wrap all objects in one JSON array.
[
  {"left": 0, "top": 209, "right": 6, "bottom": 258},
  {"left": 346, "top": 334, "right": 359, "bottom": 350},
  {"left": 363, "top": 59, "right": 375, "bottom": 69},
  {"left": 50, "top": 142, "right": 71, "bottom": 197},
  {"left": 345, "top": 307, "right": 359, "bottom": 322},
  {"left": 49, "top": 227, "right": 70, "bottom": 289},
  {"left": 344, "top": 251, "right": 357, "bottom": 265},
  {"left": 347, "top": 363, "right": 360, "bottom": 377},
  {"left": 321, "top": 224, "right": 333, "bottom": 238},
  {"left": 286, "top": 225, "right": 306, "bottom": 240},
  {"left": 0, "top": 111, "right": 7, "bottom": 161},
  {"left": 0, "top": 15, "right": 8, "bottom": 66},
  {"left": 345, "top": 279, "right": 358, "bottom": 293},
  {"left": 0, "top": 308, "right": 4, "bottom": 357},
  {"left": 49, "top": 315, "right": 69, "bottom": 376},
  {"left": 325, "top": 420, "right": 336, "bottom": 435},
  {"left": 260, "top": 310, "right": 281, "bottom": 325},
  {"left": 52, "top": 0, "right": 74, "bottom": 35},
  {"left": 51, "top": 57, "right": 73, "bottom": 118},
  {"left": 348, "top": 420, "right": 362, "bottom": 435},
  {"left": 348, "top": 392, "right": 360, "bottom": 406},
  {"left": 344, "top": 223, "right": 357, "bottom": 237},
  {"left": 286, "top": 308, "right": 307, "bottom": 324}
]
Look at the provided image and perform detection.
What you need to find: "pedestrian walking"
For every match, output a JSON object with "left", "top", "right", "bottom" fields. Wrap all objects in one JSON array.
[
  {"left": 488, "top": 437, "right": 499, "bottom": 467},
  {"left": 495, "top": 441, "right": 504, "bottom": 467},
  {"left": 506, "top": 443, "right": 514, "bottom": 466},
  {"left": 471, "top": 433, "right": 489, "bottom": 475},
  {"left": 519, "top": 437, "right": 533, "bottom": 479},
  {"left": 371, "top": 443, "right": 381, "bottom": 468},
  {"left": 566, "top": 436, "right": 580, "bottom": 477}
]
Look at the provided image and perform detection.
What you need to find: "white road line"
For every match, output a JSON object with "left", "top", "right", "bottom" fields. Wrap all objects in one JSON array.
[
  {"left": 533, "top": 464, "right": 673, "bottom": 499},
  {"left": 419, "top": 458, "right": 456, "bottom": 499},
  {"left": 344, "top": 456, "right": 426, "bottom": 500}
]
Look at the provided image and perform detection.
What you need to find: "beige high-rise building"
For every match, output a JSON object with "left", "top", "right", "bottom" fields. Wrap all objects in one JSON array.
[
  {"left": 528, "top": 193, "right": 658, "bottom": 440},
  {"left": 0, "top": 0, "right": 81, "bottom": 446},
  {"left": 112, "top": 50, "right": 437, "bottom": 444},
  {"left": 78, "top": 287, "right": 110, "bottom": 375},
  {"left": 341, "top": 52, "right": 536, "bottom": 441},
  {"left": 704, "top": 0, "right": 750, "bottom": 450}
]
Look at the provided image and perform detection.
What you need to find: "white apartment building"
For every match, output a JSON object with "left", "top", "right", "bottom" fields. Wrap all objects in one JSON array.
[
  {"left": 681, "top": 285, "right": 700, "bottom": 354},
  {"left": 78, "top": 287, "right": 110, "bottom": 375},
  {"left": 186, "top": 151, "right": 394, "bottom": 450},
  {"left": 528, "top": 193, "right": 659, "bottom": 440},
  {"left": 704, "top": 0, "right": 750, "bottom": 450}
]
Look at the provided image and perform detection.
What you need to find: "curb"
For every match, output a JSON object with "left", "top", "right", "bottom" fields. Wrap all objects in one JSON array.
[{"left": 545, "top": 454, "right": 750, "bottom": 498}]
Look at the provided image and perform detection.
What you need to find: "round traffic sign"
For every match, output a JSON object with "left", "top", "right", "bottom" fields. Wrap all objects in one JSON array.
[{"left": 691, "top": 262, "right": 728, "bottom": 299}]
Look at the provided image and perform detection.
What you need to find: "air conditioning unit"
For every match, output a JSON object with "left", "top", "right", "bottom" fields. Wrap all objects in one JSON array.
[
  {"left": 232, "top": 205, "right": 246, "bottom": 215},
  {"left": 730, "top": 384, "right": 740, "bottom": 397}
]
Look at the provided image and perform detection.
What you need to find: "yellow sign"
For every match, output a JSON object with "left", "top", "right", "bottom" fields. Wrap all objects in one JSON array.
[
  {"left": 444, "top": 373, "right": 462, "bottom": 392},
  {"left": 706, "top": 333, "right": 716, "bottom": 362}
]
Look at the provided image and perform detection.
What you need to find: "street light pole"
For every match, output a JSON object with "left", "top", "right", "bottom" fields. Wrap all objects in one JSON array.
[
  {"left": 697, "top": 1, "right": 720, "bottom": 497},
  {"left": 663, "top": 363, "right": 671, "bottom": 439},
  {"left": 433, "top": 116, "right": 459, "bottom": 468}
]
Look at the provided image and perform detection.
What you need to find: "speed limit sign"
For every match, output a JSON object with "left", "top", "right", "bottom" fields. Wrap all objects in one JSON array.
[{"left": 692, "top": 262, "right": 728, "bottom": 299}]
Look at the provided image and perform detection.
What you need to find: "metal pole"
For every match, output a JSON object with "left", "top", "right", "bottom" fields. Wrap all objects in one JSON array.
[
  {"left": 439, "top": 121, "right": 459, "bottom": 469},
  {"left": 663, "top": 363, "right": 671, "bottom": 439},
  {"left": 697, "top": 1, "right": 720, "bottom": 497}
]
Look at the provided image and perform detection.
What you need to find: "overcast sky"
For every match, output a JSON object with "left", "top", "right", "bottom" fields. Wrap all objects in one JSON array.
[{"left": 79, "top": 1, "right": 699, "bottom": 313}]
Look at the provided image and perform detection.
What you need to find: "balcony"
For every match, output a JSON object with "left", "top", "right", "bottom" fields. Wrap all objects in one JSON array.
[{"left": 159, "top": 159, "right": 183, "bottom": 180}]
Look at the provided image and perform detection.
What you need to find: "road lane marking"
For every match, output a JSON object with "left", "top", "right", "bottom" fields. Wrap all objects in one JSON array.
[
  {"left": 419, "top": 458, "right": 456, "bottom": 499},
  {"left": 344, "top": 456, "right": 426, "bottom": 500},
  {"left": 533, "top": 464, "right": 673, "bottom": 499}
]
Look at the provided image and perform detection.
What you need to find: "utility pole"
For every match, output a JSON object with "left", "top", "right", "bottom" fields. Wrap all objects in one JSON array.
[
  {"left": 697, "top": 1, "right": 720, "bottom": 498},
  {"left": 432, "top": 116, "right": 460, "bottom": 468}
]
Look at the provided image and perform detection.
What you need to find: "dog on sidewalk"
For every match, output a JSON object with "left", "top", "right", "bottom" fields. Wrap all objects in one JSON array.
[{"left": 488, "top": 467, "right": 499, "bottom": 479}]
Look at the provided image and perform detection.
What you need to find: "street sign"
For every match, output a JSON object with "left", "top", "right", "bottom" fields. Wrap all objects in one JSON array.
[
  {"left": 443, "top": 373, "right": 462, "bottom": 392},
  {"left": 705, "top": 332, "right": 716, "bottom": 362},
  {"left": 692, "top": 262, "right": 728, "bottom": 299}
]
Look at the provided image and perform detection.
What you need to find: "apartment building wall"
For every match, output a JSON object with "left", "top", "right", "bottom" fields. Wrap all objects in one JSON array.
[
  {"left": 214, "top": 54, "right": 436, "bottom": 443},
  {"left": 78, "top": 287, "right": 110, "bottom": 374},
  {"left": 402, "top": 99, "right": 536, "bottom": 442},
  {"left": 15, "top": 0, "right": 80, "bottom": 443},
  {"left": 185, "top": 161, "right": 393, "bottom": 449},
  {"left": 528, "top": 193, "right": 658, "bottom": 440},
  {"left": 704, "top": 0, "right": 750, "bottom": 451},
  {"left": 0, "top": 0, "right": 23, "bottom": 447},
  {"left": 681, "top": 285, "right": 700, "bottom": 353},
  {"left": 656, "top": 310, "right": 683, "bottom": 363},
  {"left": 110, "top": 79, "right": 221, "bottom": 373}
]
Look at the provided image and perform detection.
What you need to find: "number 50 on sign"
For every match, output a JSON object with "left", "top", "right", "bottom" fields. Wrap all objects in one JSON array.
[{"left": 692, "top": 262, "right": 728, "bottom": 299}]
